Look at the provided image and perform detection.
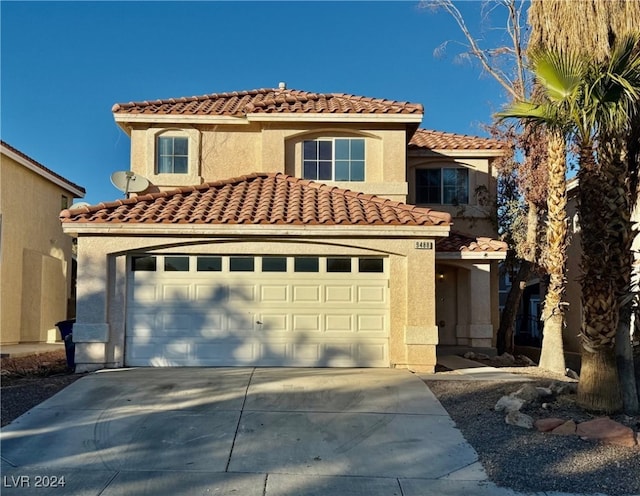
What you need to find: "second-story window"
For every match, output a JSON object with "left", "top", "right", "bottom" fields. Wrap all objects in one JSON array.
[
  {"left": 416, "top": 168, "right": 469, "bottom": 205},
  {"left": 157, "top": 136, "right": 188, "bottom": 174},
  {"left": 303, "top": 138, "right": 365, "bottom": 181}
]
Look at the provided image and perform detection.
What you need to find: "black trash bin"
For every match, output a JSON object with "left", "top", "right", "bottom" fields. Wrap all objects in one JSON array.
[{"left": 55, "top": 319, "right": 76, "bottom": 372}]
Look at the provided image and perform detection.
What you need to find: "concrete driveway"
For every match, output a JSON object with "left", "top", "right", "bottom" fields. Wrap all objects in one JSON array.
[{"left": 1, "top": 368, "right": 501, "bottom": 496}]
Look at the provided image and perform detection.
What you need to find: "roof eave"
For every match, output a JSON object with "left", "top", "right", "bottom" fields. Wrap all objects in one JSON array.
[
  {"left": 113, "top": 113, "right": 251, "bottom": 128},
  {"left": 408, "top": 148, "right": 507, "bottom": 158},
  {"left": 1, "top": 144, "right": 86, "bottom": 197},
  {"left": 62, "top": 222, "right": 451, "bottom": 238},
  {"left": 436, "top": 251, "right": 506, "bottom": 260}
]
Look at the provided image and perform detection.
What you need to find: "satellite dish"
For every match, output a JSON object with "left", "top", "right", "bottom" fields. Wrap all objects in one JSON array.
[
  {"left": 110, "top": 171, "right": 149, "bottom": 198},
  {"left": 69, "top": 202, "right": 90, "bottom": 210}
]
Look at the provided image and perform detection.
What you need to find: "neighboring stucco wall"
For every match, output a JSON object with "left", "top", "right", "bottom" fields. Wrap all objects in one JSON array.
[
  {"left": 128, "top": 122, "right": 410, "bottom": 202},
  {"left": 0, "top": 155, "right": 74, "bottom": 344},
  {"left": 563, "top": 194, "right": 583, "bottom": 354},
  {"left": 72, "top": 232, "right": 441, "bottom": 373}
]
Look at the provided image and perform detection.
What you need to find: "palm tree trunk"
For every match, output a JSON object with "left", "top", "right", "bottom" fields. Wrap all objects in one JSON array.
[
  {"left": 539, "top": 131, "right": 567, "bottom": 374},
  {"left": 577, "top": 144, "right": 623, "bottom": 413},
  {"left": 603, "top": 135, "right": 639, "bottom": 414},
  {"left": 577, "top": 347, "right": 623, "bottom": 413}
]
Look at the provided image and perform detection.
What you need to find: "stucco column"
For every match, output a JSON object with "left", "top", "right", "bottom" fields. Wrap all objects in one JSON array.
[
  {"left": 403, "top": 240, "right": 439, "bottom": 372},
  {"left": 455, "top": 268, "right": 471, "bottom": 345},
  {"left": 468, "top": 263, "right": 494, "bottom": 348},
  {"left": 73, "top": 237, "right": 111, "bottom": 372}
]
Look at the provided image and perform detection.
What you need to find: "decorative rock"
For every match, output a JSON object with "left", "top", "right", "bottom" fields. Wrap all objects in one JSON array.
[
  {"left": 576, "top": 417, "right": 638, "bottom": 448},
  {"left": 463, "top": 352, "right": 476, "bottom": 359},
  {"left": 551, "top": 420, "right": 577, "bottom": 436},
  {"left": 565, "top": 368, "right": 580, "bottom": 380},
  {"left": 494, "top": 352, "right": 515, "bottom": 365},
  {"left": 475, "top": 353, "right": 491, "bottom": 360},
  {"left": 549, "top": 381, "right": 577, "bottom": 395},
  {"left": 535, "top": 387, "right": 553, "bottom": 397},
  {"left": 534, "top": 418, "right": 566, "bottom": 432},
  {"left": 517, "top": 354, "right": 537, "bottom": 366},
  {"left": 513, "top": 384, "right": 540, "bottom": 403},
  {"left": 505, "top": 411, "right": 534, "bottom": 429},
  {"left": 495, "top": 394, "right": 525, "bottom": 413}
]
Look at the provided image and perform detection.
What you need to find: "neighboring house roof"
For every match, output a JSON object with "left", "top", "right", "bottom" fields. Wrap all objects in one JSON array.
[
  {"left": 60, "top": 173, "right": 451, "bottom": 227},
  {"left": 112, "top": 87, "right": 424, "bottom": 117},
  {"left": 409, "top": 128, "right": 506, "bottom": 152},
  {"left": 1, "top": 140, "right": 86, "bottom": 197},
  {"left": 436, "top": 231, "right": 507, "bottom": 253}
]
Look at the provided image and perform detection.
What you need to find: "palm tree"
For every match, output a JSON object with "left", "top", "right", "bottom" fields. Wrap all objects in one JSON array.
[
  {"left": 499, "top": 37, "right": 640, "bottom": 412},
  {"left": 576, "top": 35, "right": 640, "bottom": 412},
  {"left": 526, "top": 0, "right": 640, "bottom": 414},
  {"left": 496, "top": 51, "right": 586, "bottom": 374}
]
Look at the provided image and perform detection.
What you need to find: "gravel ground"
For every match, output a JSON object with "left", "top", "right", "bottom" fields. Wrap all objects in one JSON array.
[
  {"left": 426, "top": 366, "right": 640, "bottom": 496},
  {"left": 2, "top": 353, "right": 639, "bottom": 495},
  {"left": 1, "top": 351, "right": 81, "bottom": 427}
]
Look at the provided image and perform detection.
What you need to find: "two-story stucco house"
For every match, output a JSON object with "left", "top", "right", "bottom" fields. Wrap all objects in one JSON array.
[
  {"left": 1, "top": 141, "right": 85, "bottom": 346},
  {"left": 60, "top": 86, "right": 506, "bottom": 373}
]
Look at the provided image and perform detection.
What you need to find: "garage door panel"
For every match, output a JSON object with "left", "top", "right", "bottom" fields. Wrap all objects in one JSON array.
[
  {"left": 257, "top": 313, "right": 289, "bottom": 332},
  {"left": 293, "top": 285, "right": 321, "bottom": 302},
  {"left": 162, "top": 284, "right": 190, "bottom": 301},
  {"left": 293, "top": 314, "right": 320, "bottom": 331},
  {"left": 131, "top": 284, "right": 158, "bottom": 303},
  {"left": 325, "top": 314, "right": 353, "bottom": 332},
  {"left": 195, "top": 284, "right": 228, "bottom": 303},
  {"left": 226, "top": 313, "right": 257, "bottom": 331},
  {"left": 358, "top": 286, "right": 386, "bottom": 303},
  {"left": 357, "top": 314, "right": 387, "bottom": 332},
  {"left": 357, "top": 343, "right": 387, "bottom": 361},
  {"left": 291, "top": 343, "right": 321, "bottom": 361},
  {"left": 325, "top": 285, "right": 353, "bottom": 303},
  {"left": 127, "top": 255, "right": 389, "bottom": 367},
  {"left": 261, "top": 285, "right": 289, "bottom": 303},
  {"left": 201, "top": 312, "right": 225, "bottom": 331},
  {"left": 228, "top": 285, "right": 256, "bottom": 303}
]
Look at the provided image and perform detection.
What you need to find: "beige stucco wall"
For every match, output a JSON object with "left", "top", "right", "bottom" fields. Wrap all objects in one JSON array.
[
  {"left": 407, "top": 154, "right": 498, "bottom": 238},
  {"left": 127, "top": 122, "right": 410, "bottom": 202},
  {"left": 434, "top": 259, "right": 500, "bottom": 349},
  {"left": 0, "top": 155, "right": 74, "bottom": 344},
  {"left": 71, "top": 231, "right": 442, "bottom": 372}
]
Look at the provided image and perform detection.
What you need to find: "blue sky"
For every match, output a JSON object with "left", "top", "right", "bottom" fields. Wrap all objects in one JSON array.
[{"left": 1, "top": 1, "right": 516, "bottom": 204}]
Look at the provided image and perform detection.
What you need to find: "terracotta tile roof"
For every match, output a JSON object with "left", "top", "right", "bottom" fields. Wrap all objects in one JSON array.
[
  {"left": 436, "top": 231, "right": 507, "bottom": 253},
  {"left": 1, "top": 140, "right": 86, "bottom": 195},
  {"left": 409, "top": 129, "right": 506, "bottom": 151},
  {"left": 112, "top": 88, "right": 423, "bottom": 117},
  {"left": 60, "top": 173, "right": 451, "bottom": 227}
]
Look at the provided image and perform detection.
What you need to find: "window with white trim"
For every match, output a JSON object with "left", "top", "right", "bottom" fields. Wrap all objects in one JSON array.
[
  {"left": 303, "top": 138, "right": 365, "bottom": 181},
  {"left": 415, "top": 168, "right": 469, "bottom": 205},
  {"left": 157, "top": 136, "right": 188, "bottom": 174}
]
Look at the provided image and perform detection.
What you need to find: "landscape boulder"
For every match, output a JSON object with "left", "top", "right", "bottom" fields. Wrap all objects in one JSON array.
[
  {"left": 513, "top": 384, "right": 541, "bottom": 403},
  {"left": 534, "top": 418, "right": 566, "bottom": 432},
  {"left": 495, "top": 394, "right": 525, "bottom": 413},
  {"left": 550, "top": 420, "right": 577, "bottom": 436},
  {"left": 505, "top": 411, "right": 534, "bottom": 429},
  {"left": 576, "top": 417, "right": 638, "bottom": 448}
]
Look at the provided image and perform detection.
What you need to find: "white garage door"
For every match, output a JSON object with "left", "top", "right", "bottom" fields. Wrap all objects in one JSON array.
[{"left": 125, "top": 254, "right": 390, "bottom": 367}]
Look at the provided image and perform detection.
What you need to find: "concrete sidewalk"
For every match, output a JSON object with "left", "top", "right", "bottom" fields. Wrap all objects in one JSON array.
[{"left": 0, "top": 368, "right": 607, "bottom": 496}]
